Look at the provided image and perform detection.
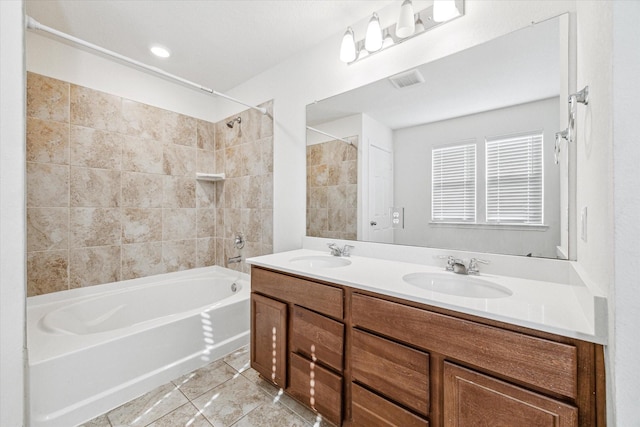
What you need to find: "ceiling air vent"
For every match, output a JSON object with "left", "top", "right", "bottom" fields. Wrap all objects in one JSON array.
[{"left": 389, "top": 69, "right": 425, "bottom": 89}]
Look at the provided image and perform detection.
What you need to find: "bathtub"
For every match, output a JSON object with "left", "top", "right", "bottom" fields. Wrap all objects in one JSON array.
[{"left": 27, "top": 266, "right": 250, "bottom": 427}]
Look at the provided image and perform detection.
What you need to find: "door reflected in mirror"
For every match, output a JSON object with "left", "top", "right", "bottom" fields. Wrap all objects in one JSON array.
[{"left": 306, "top": 15, "right": 571, "bottom": 259}]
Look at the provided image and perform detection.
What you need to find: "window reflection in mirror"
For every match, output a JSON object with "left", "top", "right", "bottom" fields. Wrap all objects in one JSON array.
[{"left": 306, "top": 15, "right": 571, "bottom": 259}]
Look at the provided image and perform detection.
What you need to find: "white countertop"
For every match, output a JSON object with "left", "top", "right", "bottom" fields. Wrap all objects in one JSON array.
[{"left": 247, "top": 249, "right": 607, "bottom": 344}]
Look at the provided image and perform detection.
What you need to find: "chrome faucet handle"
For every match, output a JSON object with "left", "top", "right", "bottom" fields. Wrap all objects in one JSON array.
[
  {"left": 342, "top": 245, "right": 354, "bottom": 257},
  {"left": 468, "top": 258, "right": 490, "bottom": 275},
  {"left": 435, "top": 255, "right": 456, "bottom": 271},
  {"left": 327, "top": 243, "right": 342, "bottom": 256}
]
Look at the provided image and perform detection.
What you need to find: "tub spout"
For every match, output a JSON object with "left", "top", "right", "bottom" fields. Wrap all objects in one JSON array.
[{"left": 228, "top": 256, "right": 242, "bottom": 264}]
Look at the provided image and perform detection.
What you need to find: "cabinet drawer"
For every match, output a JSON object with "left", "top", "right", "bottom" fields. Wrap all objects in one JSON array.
[
  {"left": 352, "top": 329, "right": 429, "bottom": 416},
  {"left": 352, "top": 293, "right": 578, "bottom": 399},
  {"left": 352, "top": 383, "right": 429, "bottom": 427},
  {"left": 252, "top": 267, "right": 343, "bottom": 319},
  {"left": 288, "top": 352, "right": 342, "bottom": 426},
  {"left": 292, "top": 306, "right": 344, "bottom": 373},
  {"left": 444, "top": 362, "right": 578, "bottom": 427}
]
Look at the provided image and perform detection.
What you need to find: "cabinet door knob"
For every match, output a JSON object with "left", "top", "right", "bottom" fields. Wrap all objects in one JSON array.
[{"left": 370, "top": 221, "right": 377, "bottom": 226}]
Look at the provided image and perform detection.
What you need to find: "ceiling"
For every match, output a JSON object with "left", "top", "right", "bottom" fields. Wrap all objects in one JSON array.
[{"left": 25, "top": 0, "right": 394, "bottom": 92}]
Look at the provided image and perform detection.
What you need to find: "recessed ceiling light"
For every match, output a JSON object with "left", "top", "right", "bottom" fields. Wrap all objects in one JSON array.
[{"left": 150, "top": 45, "right": 170, "bottom": 58}]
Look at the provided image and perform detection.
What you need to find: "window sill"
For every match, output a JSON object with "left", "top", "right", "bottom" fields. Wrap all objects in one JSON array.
[{"left": 428, "top": 222, "right": 549, "bottom": 231}]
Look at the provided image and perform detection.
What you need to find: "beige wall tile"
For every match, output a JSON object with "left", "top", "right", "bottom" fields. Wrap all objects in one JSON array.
[
  {"left": 241, "top": 141, "right": 263, "bottom": 176},
  {"left": 70, "top": 125, "right": 122, "bottom": 169},
  {"left": 346, "top": 184, "right": 357, "bottom": 208},
  {"left": 196, "top": 180, "right": 216, "bottom": 209},
  {"left": 261, "top": 209, "right": 273, "bottom": 245},
  {"left": 328, "top": 209, "right": 346, "bottom": 232},
  {"left": 307, "top": 186, "right": 327, "bottom": 209},
  {"left": 162, "top": 208, "right": 196, "bottom": 241},
  {"left": 241, "top": 209, "right": 262, "bottom": 243},
  {"left": 163, "top": 143, "right": 196, "bottom": 176},
  {"left": 215, "top": 149, "right": 225, "bottom": 175},
  {"left": 122, "top": 135, "right": 163, "bottom": 174},
  {"left": 164, "top": 111, "right": 196, "bottom": 146},
  {"left": 70, "top": 208, "right": 121, "bottom": 248},
  {"left": 70, "top": 167, "right": 120, "bottom": 207},
  {"left": 163, "top": 176, "right": 196, "bottom": 208},
  {"left": 223, "top": 178, "right": 241, "bottom": 209},
  {"left": 224, "top": 208, "right": 242, "bottom": 239},
  {"left": 197, "top": 209, "right": 216, "bottom": 238},
  {"left": 261, "top": 174, "right": 273, "bottom": 209},
  {"left": 122, "top": 242, "right": 163, "bottom": 280},
  {"left": 327, "top": 185, "right": 346, "bottom": 210},
  {"left": 163, "top": 240, "right": 196, "bottom": 272},
  {"left": 122, "top": 208, "right": 162, "bottom": 244},
  {"left": 27, "top": 207, "right": 68, "bottom": 252},
  {"left": 27, "top": 73, "right": 69, "bottom": 123},
  {"left": 122, "top": 172, "right": 163, "bottom": 208},
  {"left": 121, "top": 99, "right": 163, "bottom": 140},
  {"left": 70, "top": 84, "right": 121, "bottom": 132},
  {"left": 27, "top": 250, "right": 68, "bottom": 296},
  {"left": 308, "top": 164, "right": 328, "bottom": 187},
  {"left": 196, "top": 149, "right": 216, "bottom": 174},
  {"left": 224, "top": 145, "right": 242, "bottom": 178},
  {"left": 70, "top": 246, "right": 121, "bottom": 288},
  {"left": 27, "top": 162, "right": 69, "bottom": 207},
  {"left": 27, "top": 118, "right": 69, "bottom": 164},
  {"left": 241, "top": 176, "right": 262, "bottom": 209},
  {"left": 196, "top": 238, "right": 216, "bottom": 268},
  {"left": 197, "top": 120, "right": 216, "bottom": 151}
]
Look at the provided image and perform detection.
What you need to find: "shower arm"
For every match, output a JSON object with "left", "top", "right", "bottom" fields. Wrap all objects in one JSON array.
[{"left": 25, "top": 16, "right": 267, "bottom": 115}]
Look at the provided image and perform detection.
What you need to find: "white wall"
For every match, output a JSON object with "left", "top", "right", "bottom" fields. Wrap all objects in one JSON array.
[
  {"left": 612, "top": 1, "right": 640, "bottom": 425},
  {"left": 0, "top": 2, "right": 26, "bottom": 426},
  {"left": 306, "top": 114, "right": 361, "bottom": 145},
  {"left": 394, "top": 98, "right": 560, "bottom": 258}
]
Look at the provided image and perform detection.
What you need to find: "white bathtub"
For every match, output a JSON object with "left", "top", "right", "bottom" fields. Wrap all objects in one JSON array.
[{"left": 27, "top": 266, "right": 250, "bottom": 427}]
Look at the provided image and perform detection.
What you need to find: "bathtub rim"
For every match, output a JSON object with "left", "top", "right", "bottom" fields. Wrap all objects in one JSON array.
[{"left": 27, "top": 265, "right": 249, "bottom": 365}]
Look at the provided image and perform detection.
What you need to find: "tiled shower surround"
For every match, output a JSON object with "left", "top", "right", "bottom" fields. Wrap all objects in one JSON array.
[
  {"left": 306, "top": 138, "right": 358, "bottom": 241},
  {"left": 26, "top": 72, "right": 273, "bottom": 296}
]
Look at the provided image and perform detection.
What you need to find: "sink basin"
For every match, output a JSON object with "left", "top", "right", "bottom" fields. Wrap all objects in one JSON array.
[
  {"left": 402, "top": 272, "right": 512, "bottom": 299},
  {"left": 289, "top": 255, "right": 352, "bottom": 268}
]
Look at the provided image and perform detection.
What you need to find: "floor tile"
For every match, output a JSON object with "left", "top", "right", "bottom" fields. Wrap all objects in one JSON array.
[
  {"left": 106, "top": 382, "right": 188, "bottom": 426},
  {"left": 173, "top": 359, "right": 237, "bottom": 400},
  {"left": 146, "top": 402, "right": 213, "bottom": 427},
  {"left": 78, "top": 413, "right": 111, "bottom": 427},
  {"left": 230, "top": 401, "right": 308, "bottom": 427},
  {"left": 223, "top": 345, "right": 251, "bottom": 373},
  {"left": 192, "top": 373, "right": 271, "bottom": 427}
]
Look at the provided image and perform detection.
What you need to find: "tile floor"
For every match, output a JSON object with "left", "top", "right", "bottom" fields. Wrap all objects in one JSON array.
[{"left": 80, "top": 346, "right": 330, "bottom": 427}]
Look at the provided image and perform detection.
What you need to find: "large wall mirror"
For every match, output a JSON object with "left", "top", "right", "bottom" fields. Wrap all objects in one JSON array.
[{"left": 306, "top": 14, "right": 572, "bottom": 259}]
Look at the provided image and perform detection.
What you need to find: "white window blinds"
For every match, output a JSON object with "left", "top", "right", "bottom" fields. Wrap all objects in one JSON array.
[
  {"left": 486, "top": 132, "right": 543, "bottom": 224},
  {"left": 432, "top": 143, "right": 476, "bottom": 222}
]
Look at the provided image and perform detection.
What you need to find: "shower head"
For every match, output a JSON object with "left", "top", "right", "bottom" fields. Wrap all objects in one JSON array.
[{"left": 226, "top": 117, "right": 241, "bottom": 128}]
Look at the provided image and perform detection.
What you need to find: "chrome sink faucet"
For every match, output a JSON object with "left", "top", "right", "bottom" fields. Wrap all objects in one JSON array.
[
  {"left": 327, "top": 243, "right": 354, "bottom": 257},
  {"left": 443, "top": 256, "right": 490, "bottom": 275}
]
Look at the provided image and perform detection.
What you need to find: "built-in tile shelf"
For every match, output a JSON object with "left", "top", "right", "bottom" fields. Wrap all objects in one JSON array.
[{"left": 196, "top": 173, "right": 225, "bottom": 181}]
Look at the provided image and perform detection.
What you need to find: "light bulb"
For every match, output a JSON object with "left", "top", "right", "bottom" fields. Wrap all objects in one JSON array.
[
  {"left": 339, "top": 27, "right": 357, "bottom": 63},
  {"left": 365, "top": 12, "right": 383, "bottom": 52},
  {"left": 415, "top": 14, "right": 425, "bottom": 33},
  {"left": 433, "top": 0, "right": 460, "bottom": 23},
  {"left": 396, "top": 0, "right": 415, "bottom": 38}
]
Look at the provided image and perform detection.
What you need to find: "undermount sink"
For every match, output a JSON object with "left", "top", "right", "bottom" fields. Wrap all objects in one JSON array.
[
  {"left": 289, "top": 255, "right": 352, "bottom": 268},
  {"left": 402, "top": 272, "right": 512, "bottom": 299}
]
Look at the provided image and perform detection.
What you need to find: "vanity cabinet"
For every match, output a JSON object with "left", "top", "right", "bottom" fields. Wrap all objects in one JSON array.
[
  {"left": 250, "top": 267, "right": 345, "bottom": 426},
  {"left": 250, "top": 266, "right": 605, "bottom": 427}
]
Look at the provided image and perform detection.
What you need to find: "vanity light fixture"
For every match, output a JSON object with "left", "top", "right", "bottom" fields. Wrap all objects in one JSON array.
[
  {"left": 150, "top": 44, "right": 170, "bottom": 58},
  {"left": 396, "top": 0, "right": 416, "bottom": 38},
  {"left": 339, "top": 0, "right": 464, "bottom": 64},
  {"left": 365, "top": 12, "right": 383, "bottom": 52}
]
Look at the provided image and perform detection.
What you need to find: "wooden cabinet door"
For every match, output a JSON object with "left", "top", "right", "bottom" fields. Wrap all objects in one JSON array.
[
  {"left": 251, "top": 293, "right": 287, "bottom": 389},
  {"left": 443, "top": 363, "right": 578, "bottom": 427}
]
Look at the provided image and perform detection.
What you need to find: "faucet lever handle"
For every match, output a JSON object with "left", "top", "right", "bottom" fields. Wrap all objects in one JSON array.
[
  {"left": 342, "top": 244, "right": 354, "bottom": 257},
  {"left": 468, "top": 258, "right": 490, "bottom": 274}
]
